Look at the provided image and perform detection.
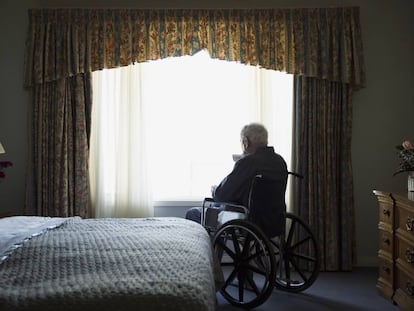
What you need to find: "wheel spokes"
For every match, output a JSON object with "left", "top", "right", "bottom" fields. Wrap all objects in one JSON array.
[
  {"left": 273, "top": 214, "right": 319, "bottom": 292},
  {"left": 214, "top": 220, "right": 276, "bottom": 308}
]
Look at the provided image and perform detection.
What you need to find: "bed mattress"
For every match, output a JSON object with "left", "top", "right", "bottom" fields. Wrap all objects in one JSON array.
[{"left": 0, "top": 216, "right": 217, "bottom": 311}]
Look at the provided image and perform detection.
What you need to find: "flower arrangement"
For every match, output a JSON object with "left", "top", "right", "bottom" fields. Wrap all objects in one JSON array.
[
  {"left": 0, "top": 161, "right": 13, "bottom": 179},
  {"left": 394, "top": 140, "right": 414, "bottom": 176}
]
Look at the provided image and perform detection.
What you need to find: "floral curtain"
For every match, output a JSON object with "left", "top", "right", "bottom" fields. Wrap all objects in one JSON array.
[
  {"left": 24, "top": 8, "right": 365, "bottom": 88},
  {"left": 24, "top": 8, "right": 365, "bottom": 269},
  {"left": 293, "top": 76, "right": 355, "bottom": 271},
  {"left": 27, "top": 73, "right": 92, "bottom": 217}
]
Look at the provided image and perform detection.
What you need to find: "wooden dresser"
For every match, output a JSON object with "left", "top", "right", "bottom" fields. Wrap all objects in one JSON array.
[{"left": 373, "top": 190, "right": 414, "bottom": 311}]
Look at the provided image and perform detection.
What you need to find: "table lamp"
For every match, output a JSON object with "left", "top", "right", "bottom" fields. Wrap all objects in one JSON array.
[{"left": 0, "top": 142, "right": 5, "bottom": 154}]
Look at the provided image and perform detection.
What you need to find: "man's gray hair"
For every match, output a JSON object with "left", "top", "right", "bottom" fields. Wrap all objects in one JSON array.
[{"left": 241, "top": 123, "right": 268, "bottom": 146}]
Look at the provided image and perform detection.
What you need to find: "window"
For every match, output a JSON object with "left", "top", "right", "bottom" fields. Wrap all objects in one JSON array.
[{"left": 91, "top": 50, "right": 293, "bottom": 207}]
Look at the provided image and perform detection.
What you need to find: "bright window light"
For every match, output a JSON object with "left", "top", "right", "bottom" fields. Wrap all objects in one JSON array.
[{"left": 92, "top": 50, "right": 293, "bottom": 203}]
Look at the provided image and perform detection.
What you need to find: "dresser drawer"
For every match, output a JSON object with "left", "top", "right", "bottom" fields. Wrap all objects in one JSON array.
[
  {"left": 396, "top": 202, "right": 414, "bottom": 242},
  {"left": 377, "top": 254, "right": 394, "bottom": 300},
  {"left": 379, "top": 229, "right": 393, "bottom": 254},
  {"left": 394, "top": 264, "right": 414, "bottom": 310},
  {"left": 378, "top": 253, "right": 393, "bottom": 286},
  {"left": 396, "top": 235, "right": 414, "bottom": 271},
  {"left": 378, "top": 198, "right": 394, "bottom": 227}
]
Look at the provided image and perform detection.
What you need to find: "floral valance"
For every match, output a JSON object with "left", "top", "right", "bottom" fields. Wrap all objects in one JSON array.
[{"left": 24, "top": 8, "right": 365, "bottom": 88}]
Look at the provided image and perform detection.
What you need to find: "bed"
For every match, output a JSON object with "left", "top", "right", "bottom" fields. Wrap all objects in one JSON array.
[{"left": 0, "top": 216, "right": 218, "bottom": 311}]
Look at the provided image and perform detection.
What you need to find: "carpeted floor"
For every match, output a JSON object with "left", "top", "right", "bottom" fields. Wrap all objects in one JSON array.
[{"left": 216, "top": 267, "right": 400, "bottom": 310}]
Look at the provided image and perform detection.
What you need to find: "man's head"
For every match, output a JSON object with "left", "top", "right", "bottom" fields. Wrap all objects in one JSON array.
[{"left": 240, "top": 123, "right": 268, "bottom": 155}]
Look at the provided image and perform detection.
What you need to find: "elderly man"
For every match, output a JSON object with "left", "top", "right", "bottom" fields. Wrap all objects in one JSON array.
[{"left": 185, "top": 122, "right": 288, "bottom": 231}]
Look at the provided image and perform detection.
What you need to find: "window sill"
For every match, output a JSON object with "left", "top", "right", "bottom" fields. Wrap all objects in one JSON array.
[{"left": 153, "top": 200, "right": 204, "bottom": 207}]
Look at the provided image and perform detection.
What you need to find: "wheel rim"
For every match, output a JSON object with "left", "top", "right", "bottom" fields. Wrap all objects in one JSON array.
[
  {"left": 272, "top": 213, "right": 319, "bottom": 292},
  {"left": 213, "top": 219, "right": 276, "bottom": 309}
]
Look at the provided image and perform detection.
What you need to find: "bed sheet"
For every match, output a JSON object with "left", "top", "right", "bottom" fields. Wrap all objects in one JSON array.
[{"left": 0, "top": 216, "right": 70, "bottom": 263}]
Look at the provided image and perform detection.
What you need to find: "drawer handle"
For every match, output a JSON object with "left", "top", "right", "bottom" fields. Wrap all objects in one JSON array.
[
  {"left": 382, "top": 266, "right": 390, "bottom": 274},
  {"left": 382, "top": 237, "right": 390, "bottom": 245},
  {"left": 383, "top": 209, "right": 390, "bottom": 216},
  {"left": 407, "top": 216, "right": 414, "bottom": 231},
  {"left": 407, "top": 281, "right": 414, "bottom": 296},
  {"left": 406, "top": 248, "right": 414, "bottom": 263}
]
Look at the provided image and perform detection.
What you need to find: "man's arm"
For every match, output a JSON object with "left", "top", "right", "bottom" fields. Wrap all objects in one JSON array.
[{"left": 212, "top": 157, "right": 254, "bottom": 204}]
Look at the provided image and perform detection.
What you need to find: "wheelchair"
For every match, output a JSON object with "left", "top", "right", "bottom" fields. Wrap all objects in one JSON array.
[{"left": 202, "top": 173, "right": 319, "bottom": 309}]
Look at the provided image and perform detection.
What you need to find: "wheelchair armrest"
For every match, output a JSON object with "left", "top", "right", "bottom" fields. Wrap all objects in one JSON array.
[
  {"left": 202, "top": 198, "right": 248, "bottom": 214},
  {"left": 220, "top": 203, "right": 248, "bottom": 214}
]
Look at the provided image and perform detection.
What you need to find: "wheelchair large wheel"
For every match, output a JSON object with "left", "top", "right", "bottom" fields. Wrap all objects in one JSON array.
[
  {"left": 212, "top": 219, "right": 276, "bottom": 309},
  {"left": 271, "top": 212, "right": 319, "bottom": 293}
]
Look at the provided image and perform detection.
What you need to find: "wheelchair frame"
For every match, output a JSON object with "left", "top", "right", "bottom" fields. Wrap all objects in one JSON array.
[{"left": 202, "top": 173, "right": 320, "bottom": 309}]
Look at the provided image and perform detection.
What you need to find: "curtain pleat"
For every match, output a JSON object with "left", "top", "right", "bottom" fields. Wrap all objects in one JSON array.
[
  {"left": 28, "top": 73, "right": 92, "bottom": 218},
  {"left": 293, "top": 76, "right": 355, "bottom": 271}
]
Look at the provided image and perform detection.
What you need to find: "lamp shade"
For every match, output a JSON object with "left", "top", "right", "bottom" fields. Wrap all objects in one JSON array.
[{"left": 0, "top": 142, "right": 5, "bottom": 154}]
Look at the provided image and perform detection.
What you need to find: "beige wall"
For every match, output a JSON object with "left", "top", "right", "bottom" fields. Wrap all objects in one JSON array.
[{"left": 0, "top": 0, "right": 413, "bottom": 266}]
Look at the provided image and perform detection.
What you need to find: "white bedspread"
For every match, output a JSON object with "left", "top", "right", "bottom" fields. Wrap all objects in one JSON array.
[{"left": 0, "top": 216, "right": 70, "bottom": 263}]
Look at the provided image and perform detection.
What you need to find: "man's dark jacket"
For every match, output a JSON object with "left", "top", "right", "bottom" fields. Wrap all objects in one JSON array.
[{"left": 213, "top": 146, "right": 288, "bottom": 237}]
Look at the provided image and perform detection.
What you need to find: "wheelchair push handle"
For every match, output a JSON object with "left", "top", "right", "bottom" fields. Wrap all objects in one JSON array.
[{"left": 288, "top": 171, "right": 304, "bottom": 179}]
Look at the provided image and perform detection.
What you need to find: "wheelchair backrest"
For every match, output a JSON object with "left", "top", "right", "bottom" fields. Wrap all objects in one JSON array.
[{"left": 247, "top": 174, "right": 287, "bottom": 238}]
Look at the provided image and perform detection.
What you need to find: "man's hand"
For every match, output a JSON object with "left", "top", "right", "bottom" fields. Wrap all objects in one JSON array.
[
  {"left": 211, "top": 185, "right": 217, "bottom": 196},
  {"left": 232, "top": 154, "right": 243, "bottom": 162}
]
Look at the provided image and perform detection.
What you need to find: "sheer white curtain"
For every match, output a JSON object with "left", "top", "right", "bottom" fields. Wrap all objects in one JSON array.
[
  {"left": 89, "top": 65, "right": 153, "bottom": 217},
  {"left": 90, "top": 50, "right": 293, "bottom": 217}
]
